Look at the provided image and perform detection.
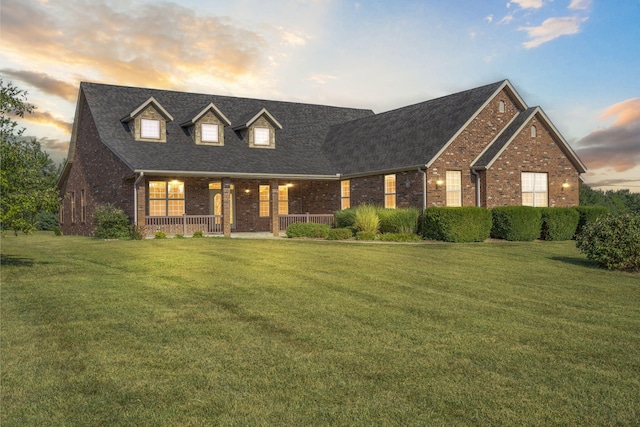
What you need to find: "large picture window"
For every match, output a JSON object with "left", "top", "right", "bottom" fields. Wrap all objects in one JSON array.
[
  {"left": 384, "top": 174, "right": 396, "bottom": 209},
  {"left": 259, "top": 185, "right": 270, "bottom": 217},
  {"left": 521, "top": 172, "right": 548, "bottom": 207},
  {"left": 149, "top": 181, "right": 185, "bottom": 216},
  {"left": 341, "top": 180, "right": 351, "bottom": 209},
  {"left": 446, "top": 171, "right": 462, "bottom": 207}
]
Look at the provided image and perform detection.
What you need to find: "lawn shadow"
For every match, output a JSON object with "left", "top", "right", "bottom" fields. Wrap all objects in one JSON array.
[
  {"left": 0, "top": 254, "right": 49, "bottom": 267},
  {"left": 550, "top": 256, "right": 601, "bottom": 270}
]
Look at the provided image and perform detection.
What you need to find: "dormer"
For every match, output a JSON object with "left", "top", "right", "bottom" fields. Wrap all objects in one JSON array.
[
  {"left": 232, "top": 108, "right": 283, "bottom": 149},
  {"left": 180, "top": 103, "right": 232, "bottom": 146},
  {"left": 121, "top": 97, "right": 173, "bottom": 142}
]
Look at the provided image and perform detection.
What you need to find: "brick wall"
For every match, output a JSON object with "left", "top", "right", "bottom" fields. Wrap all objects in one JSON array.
[
  {"left": 59, "top": 97, "right": 135, "bottom": 236},
  {"left": 484, "top": 115, "right": 580, "bottom": 207},
  {"left": 426, "top": 88, "right": 521, "bottom": 207}
]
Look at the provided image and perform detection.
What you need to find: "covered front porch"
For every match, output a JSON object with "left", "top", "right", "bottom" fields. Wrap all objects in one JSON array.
[{"left": 134, "top": 175, "right": 340, "bottom": 237}]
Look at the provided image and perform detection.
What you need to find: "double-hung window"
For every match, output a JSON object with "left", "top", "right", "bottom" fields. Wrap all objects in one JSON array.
[
  {"left": 259, "top": 185, "right": 270, "bottom": 217},
  {"left": 521, "top": 172, "right": 548, "bottom": 207},
  {"left": 278, "top": 185, "right": 289, "bottom": 215},
  {"left": 446, "top": 171, "right": 462, "bottom": 207},
  {"left": 141, "top": 119, "right": 161, "bottom": 139},
  {"left": 341, "top": 180, "right": 351, "bottom": 209},
  {"left": 149, "top": 181, "right": 185, "bottom": 216},
  {"left": 71, "top": 191, "right": 76, "bottom": 224},
  {"left": 384, "top": 174, "right": 396, "bottom": 209}
]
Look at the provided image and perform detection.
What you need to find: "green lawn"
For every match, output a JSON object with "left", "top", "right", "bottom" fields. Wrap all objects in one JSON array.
[{"left": 1, "top": 233, "right": 639, "bottom": 426}]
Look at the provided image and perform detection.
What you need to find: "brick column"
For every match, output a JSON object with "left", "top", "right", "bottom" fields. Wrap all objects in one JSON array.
[
  {"left": 136, "top": 177, "right": 146, "bottom": 228},
  {"left": 223, "top": 178, "right": 231, "bottom": 237},
  {"left": 270, "top": 179, "right": 279, "bottom": 236}
]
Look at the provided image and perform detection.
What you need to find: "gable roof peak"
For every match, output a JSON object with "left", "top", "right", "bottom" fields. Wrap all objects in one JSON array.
[
  {"left": 232, "top": 107, "right": 283, "bottom": 131},
  {"left": 179, "top": 102, "right": 232, "bottom": 127},
  {"left": 120, "top": 96, "right": 174, "bottom": 123}
]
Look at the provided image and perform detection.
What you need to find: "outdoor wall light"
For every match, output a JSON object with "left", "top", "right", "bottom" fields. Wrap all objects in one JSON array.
[
  {"left": 436, "top": 179, "right": 444, "bottom": 189},
  {"left": 562, "top": 182, "right": 570, "bottom": 190},
  {"left": 286, "top": 183, "right": 294, "bottom": 188},
  {"left": 244, "top": 189, "right": 250, "bottom": 194}
]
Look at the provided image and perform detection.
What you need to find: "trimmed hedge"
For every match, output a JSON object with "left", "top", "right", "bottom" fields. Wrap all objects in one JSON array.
[
  {"left": 286, "top": 222, "right": 330, "bottom": 238},
  {"left": 327, "top": 228, "right": 353, "bottom": 240},
  {"left": 491, "top": 206, "right": 542, "bottom": 241},
  {"left": 423, "top": 207, "right": 492, "bottom": 242},
  {"left": 378, "top": 207, "right": 421, "bottom": 234},
  {"left": 355, "top": 231, "right": 377, "bottom": 241},
  {"left": 575, "top": 206, "right": 610, "bottom": 236},
  {"left": 540, "top": 208, "right": 579, "bottom": 241},
  {"left": 576, "top": 213, "right": 640, "bottom": 272}
]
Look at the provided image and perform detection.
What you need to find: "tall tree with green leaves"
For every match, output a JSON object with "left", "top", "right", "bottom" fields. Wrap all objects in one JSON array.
[{"left": 1, "top": 79, "right": 60, "bottom": 234}]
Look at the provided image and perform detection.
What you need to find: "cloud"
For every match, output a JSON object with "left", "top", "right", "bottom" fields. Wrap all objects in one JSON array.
[
  {"left": 306, "top": 74, "right": 338, "bottom": 85},
  {"left": 508, "top": 0, "right": 544, "bottom": 9},
  {"left": 12, "top": 110, "right": 73, "bottom": 134},
  {"left": 520, "top": 16, "right": 587, "bottom": 48},
  {"left": 275, "top": 27, "right": 308, "bottom": 47},
  {"left": 1, "top": 69, "right": 78, "bottom": 101},
  {"left": 576, "top": 98, "right": 640, "bottom": 172},
  {"left": 568, "top": 0, "right": 592, "bottom": 10},
  {"left": 39, "top": 136, "right": 69, "bottom": 154},
  {"left": 0, "top": 0, "right": 268, "bottom": 90},
  {"left": 484, "top": 15, "right": 494, "bottom": 23}
]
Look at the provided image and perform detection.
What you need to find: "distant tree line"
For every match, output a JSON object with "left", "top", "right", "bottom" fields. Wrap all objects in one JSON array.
[{"left": 579, "top": 182, "right": 640, "bottom": 215}]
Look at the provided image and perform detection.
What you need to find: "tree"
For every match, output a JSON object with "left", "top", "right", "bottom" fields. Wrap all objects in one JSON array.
[
  {"left": 579, "top": 182, "right": 640, "bottom": 215},
  {"left": 0, "top": 79, "right": 60, "bottom": 234}
]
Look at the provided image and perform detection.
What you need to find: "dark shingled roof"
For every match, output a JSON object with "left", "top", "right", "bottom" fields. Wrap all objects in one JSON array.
[
  {"left": 80, "top": 82, "right": 374, "bottom": 176},
  {"left": 79, "top": 80, "right": 508, "bottom": 177},
  {"left": 473, "top": 107, "right": 538, "bottom": 169},
  {"left": 322, "top": 80, "right": 505, "bottom": 175}
]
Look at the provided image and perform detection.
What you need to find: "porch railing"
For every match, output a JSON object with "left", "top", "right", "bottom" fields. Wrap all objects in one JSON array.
[
  {"left": 279, "top": 213, "right": 335, "bottom": 230},
  {"left": 145, "top": 215, "right": 222, "bottom": 236}
]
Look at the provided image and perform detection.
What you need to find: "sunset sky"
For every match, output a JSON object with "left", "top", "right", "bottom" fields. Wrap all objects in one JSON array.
[{"left": 1, "top": 0, "right": 638, "bottom": 191}]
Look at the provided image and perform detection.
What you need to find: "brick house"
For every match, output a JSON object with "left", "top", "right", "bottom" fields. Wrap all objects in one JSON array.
[{"left": 57, "top": 80, "right": 586, "bottom": 237}]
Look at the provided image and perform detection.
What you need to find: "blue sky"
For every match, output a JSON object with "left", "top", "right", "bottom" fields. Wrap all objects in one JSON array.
[{"left": 1, "top": 0, "right": 639, "bottom": 191}]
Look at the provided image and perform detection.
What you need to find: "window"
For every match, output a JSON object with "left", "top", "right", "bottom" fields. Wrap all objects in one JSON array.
[
  {"left": 384, "top": 174, "right": 396, "bottom": 209},
  {"left": 521, "top": 172, "right": 548, "bottom": 207},
  {"left": 80, "top": 189, "right": 86, "bottom": 223},
  {"left": 59, "top": 203, "right": 64, "bottom": 225},
  {"left": 149, "top": 181, "right": 185, "bottom": 216},
  {"left": 278, "top": 185, "right": 289, "bottom": 215},
  {"left": 254, "top": 127, "right": 270, "bottom": 146},
  {"left": 141, "top": 119, "right": 161, "bottom": 139},
  {"left": 498, "top": 100, "right": 505, "bottom": 113},
  {"left": 446, "top": 171, "right": 462, "bottom": 207},
  {"left": 71, "top": 191, "right": 76, "bottom": 224},
  {"left": 259, "top": 185, "right": 270, "bottom": 217},
  {"left": 201, "top": 123, "right": 219, "bottom": 143},
  {"left": 341, "top": 180, "right": 351, "bottom": 209},
  {"left": 530, "top": 125, "right": 537, "bottom": 138}
]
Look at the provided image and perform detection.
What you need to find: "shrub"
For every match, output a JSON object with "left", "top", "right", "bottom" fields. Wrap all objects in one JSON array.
[
  {"left": 52, "top": 225, "right": 63, "bottom": 236},
  {"left": 286, "top": 222, "right": 330, "bottom": 238},
  {"left": 93, "top": 205, "right": 131, "bottom": 239},
  {"left": 327, "top": 228, "right": 353, "bottom": 240},
  {"left": 575, "top": 206, "right": 610, "bottom": 236},
  {"left": 192, "top": 230, "right": 204, "bottom": 238},
  {"left": 354, "top": 204, "right": 379, "bottom": 234},
  {"left": 576, "top": 213, "right": 640, "bottom": 272},
  {"left": 378, "top": 207, "right": 421, "bottom": 234},
  {"left": 378, "top": 233, "right": 422, "bottom": 242},
  {"left": 36, "top": 211, "right": 58, "bottom": 231},
  {"left": 491, "top": 207, "right": 542, "bottom": 241},
  {"left": 335, "top": 208, "right": 356, "bottom": 229},
  {"left": 174, "top": 234, "right": 185, "bottom": 239},
  {"left": 539, "top": 208, "right": 579, "bottom": 241},
  {"left": 154, "top": 231, "right": 167, "bottom": 239},
  {"left": 423, "top": 207, "right": 492, "bottom": 242},
  {"left": 355, "top": 231, "right": 377, "bottom": 241}
]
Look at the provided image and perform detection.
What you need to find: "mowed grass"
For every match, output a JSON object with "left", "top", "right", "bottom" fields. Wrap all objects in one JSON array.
[{"left": 1, "top": 233, "right": 639, "bottom": 426}]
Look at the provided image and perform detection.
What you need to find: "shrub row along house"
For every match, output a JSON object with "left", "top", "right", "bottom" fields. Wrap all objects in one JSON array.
[{"left": 57, "top": 80, "right": 587, "bottom": 237}]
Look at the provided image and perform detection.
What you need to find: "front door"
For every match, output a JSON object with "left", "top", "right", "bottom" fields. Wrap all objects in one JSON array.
[{"left": 209, "top": 183, "right": 235, "bottom": 229}]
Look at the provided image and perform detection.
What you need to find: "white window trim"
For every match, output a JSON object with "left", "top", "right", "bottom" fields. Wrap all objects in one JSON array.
[
  {"left": 201, "top": 123, "right": 219, "bottom": 143},
  {"left": 254, "top": 127, "right": 270, "bottom": 146},
  {"left": 446, "top": 171, "right": 462, "bottom": 207},
  {"left": 521, "top": 172, "right": 548, "bottom": 207},
  {"left": 384, "top": 174, "right": 396, "bottom": 209}
]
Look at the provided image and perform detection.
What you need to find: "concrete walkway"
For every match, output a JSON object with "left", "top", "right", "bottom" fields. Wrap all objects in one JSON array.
[{"left": 229, "top": 231, "right": 286, "bottom": 239}]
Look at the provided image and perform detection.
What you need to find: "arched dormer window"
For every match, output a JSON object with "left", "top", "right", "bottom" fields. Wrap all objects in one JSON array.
[
  {"left": 498, "top": 100, "right": 505, "bottom": 113},
  {"left": 530, "top": 125, "right": 537, "bottom": 138}
]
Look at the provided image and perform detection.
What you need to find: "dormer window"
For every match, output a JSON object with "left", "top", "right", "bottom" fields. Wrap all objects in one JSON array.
[
  {"left": 180, "top": 103, "right": 230, "bottom": 146},
  {"left": 121, "top": 96, "right": 173, "bottom": 143},
  {"left": 233, "top": 107, "right": 282, "bottom": 149},
  {"left": 254, "top": 127, "right": 270, "bottom": 146},
  {"left": 201, "top": 123, "right": 219, "bottom": 143},
  {"left": 141, "top": 119, "right": 161, "bottom": 139}
]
